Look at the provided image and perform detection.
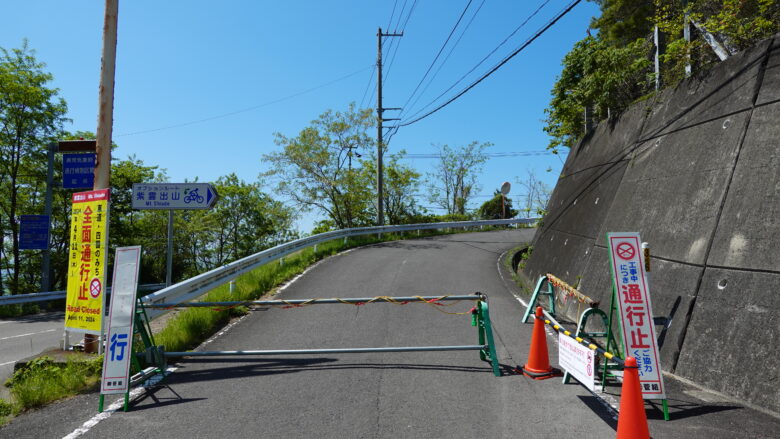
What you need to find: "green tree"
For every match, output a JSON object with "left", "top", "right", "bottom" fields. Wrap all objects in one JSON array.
[
  {"left": 477, "top": 190, "right": 518, "bottom": 220},
  {"left": 545, "top": 0, "right": 779, "bottom": 151},
  {"left": 263, "top": 104, "right": 375, "bottom": 229},
  {"left": 199, "top": 173, "right": 296, "bottom": 267},
  {"left": 360, "top": 150, "right": 422, "bottom": 225},
  {"left": 425, "top": 142, "right": 491, "bottom": 216},
  {"left": 516, "top": 170, "right": 551, "bottom": 217},
  {"left": 0, "top": 42, "right": 68, "bottom": 294},
  {"left": 544, "top": 36, "right": 652, "bottom": 150}
]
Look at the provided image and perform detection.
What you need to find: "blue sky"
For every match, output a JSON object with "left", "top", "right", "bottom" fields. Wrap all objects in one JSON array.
[{"left": 2, "top": 1, "right": 600, "bottom": 233}]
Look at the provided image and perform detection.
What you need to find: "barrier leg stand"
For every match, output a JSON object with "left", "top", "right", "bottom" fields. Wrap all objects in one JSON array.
[
  {"left": 602, "top": 288, "right": 623, "bottom": 391},
  {"left": 476, "top": 301, "right": 501, "bottom": 377},
  {"left": 563, "top": 308, "right": 611, "bottom": 384},
  {"left": 522, "top": 276, "right": 555, "bottom": 323}
]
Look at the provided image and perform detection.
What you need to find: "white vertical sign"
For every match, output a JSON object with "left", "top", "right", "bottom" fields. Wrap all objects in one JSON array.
[
  {"left": 100, "top": 246, "right": 141, "bottom": 395},
  {"left": 558, "top": 333, "right": 595, "bottom": 391},
  {"left": 607, "top": 233, "right": 666, "bottom": 399}
]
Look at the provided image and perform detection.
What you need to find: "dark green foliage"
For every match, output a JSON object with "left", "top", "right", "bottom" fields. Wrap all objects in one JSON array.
[
  {"left": 478, "top": 191, "right": 519, "bottom": 220},
  {"left": 545, "top": 0, "right": 779, "bottom": 150}
]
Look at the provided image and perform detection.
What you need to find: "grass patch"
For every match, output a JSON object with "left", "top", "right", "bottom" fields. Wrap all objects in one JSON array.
[{"left": 4, "top": 356, "right": 102, "bottom": 415}]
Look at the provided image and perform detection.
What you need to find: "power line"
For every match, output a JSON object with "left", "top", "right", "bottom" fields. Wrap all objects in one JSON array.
[
  {"left": 403, "top": 0, "right": 486, "bottom": 120},
  {"left": 383, "top": 0, "right": 418, "bottom": 85},
  {"left": 361, "top": 0, "right": 403, "bottom": 109},
  {"left": 404, "top": 0, "right": 551, "bottom": 122},
  {"left": 359, "top": 66, "right": 377, "bottom": 109},
  {"left": 398, "top": 0, "right": 473, "bottom": 119},
  {"left": 400, "top": 0, "right": 579, "bottom": 128},
  {"left": 117, "top": 65, "right": 373, "bottom": 137},
  {"left": 399, "top": 150, "right": 566, "bottom": 159}
]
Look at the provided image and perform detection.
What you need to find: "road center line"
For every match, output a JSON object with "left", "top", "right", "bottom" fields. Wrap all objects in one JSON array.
[{"left": 0, "top": 328, "right": 57, "bottom": 340}]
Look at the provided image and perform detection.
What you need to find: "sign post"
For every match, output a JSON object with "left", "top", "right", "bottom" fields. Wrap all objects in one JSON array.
[
  {"left": 132, "top": 183, "right": 218, "bottom": 286},
  {"left": 99, "top": 246, "right": 141, "bottom": 412},
  {"left": 606, "top": 232, "right": 668, "bottom": 419},
  {"left": 64, "top": 189, "right": 110, "bottom": 353}
]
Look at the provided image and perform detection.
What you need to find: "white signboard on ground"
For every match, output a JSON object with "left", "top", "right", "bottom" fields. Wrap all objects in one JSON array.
[
  {"left": 607, "top": 232, "right": 666, "bottom": 399},
  {"left": 100, "top": 246, "right": 141, "bottom": 395},
  {"left": 558, "top": 333, "right": 595, "bottom": 391}
]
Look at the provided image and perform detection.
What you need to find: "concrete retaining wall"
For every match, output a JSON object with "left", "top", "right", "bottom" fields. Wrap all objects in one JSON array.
[{"left": 523, "top": 34, "right": 779, "bottom": 412}]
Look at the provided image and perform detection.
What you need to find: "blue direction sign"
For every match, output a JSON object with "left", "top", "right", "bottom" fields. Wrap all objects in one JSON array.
[
  {"left": 62, "top": 153, "right": 96, "bottom": 189},
  {"left": 19, "top": 215, "right": 50, "bottom": 250},
  {"left": 131, "top": 183, "right": 218, "bottom": 210}
]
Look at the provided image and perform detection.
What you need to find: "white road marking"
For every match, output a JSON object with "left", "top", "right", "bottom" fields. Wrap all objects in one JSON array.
[
  {"left": 0, "top": 360, "right": 16, "bottom": 367},
  {"left": 62, "top": 367, "right": 177, "bottom": 439},
  {"left": 0, "top": 328, "right": 57, "bottom": 340}
]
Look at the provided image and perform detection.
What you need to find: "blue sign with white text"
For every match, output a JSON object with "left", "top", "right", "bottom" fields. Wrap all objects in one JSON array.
[
  {"left": 19, "top": 215, "right": 50, "bottom": 250},
  {"left": 62, "top": 153, "right": 96, "bottom": 189}
]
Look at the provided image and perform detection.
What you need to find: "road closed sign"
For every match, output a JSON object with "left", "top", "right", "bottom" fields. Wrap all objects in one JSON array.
[
  {"left": 65, "top": 189, "right": 110, "bottom": 334},
  {"left": 558, "top": 333, "right": 595, "bottom": 391},
  {"left": 607, "top": 232, "right": 666, "bottom": 399}
]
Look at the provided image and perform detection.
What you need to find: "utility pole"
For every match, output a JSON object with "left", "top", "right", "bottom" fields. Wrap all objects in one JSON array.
[
  {"left": 83, "top": 0, "right": 118, "bottom": 354},
  {"left": 376, "top": 27, "right": 402, "bottom": 226},
  {"left": 95, "top": 0, "right": 118, "bottom": 190}
]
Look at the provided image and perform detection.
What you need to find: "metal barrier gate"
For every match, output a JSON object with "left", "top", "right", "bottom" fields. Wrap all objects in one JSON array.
[{"left": 136, "top": 293, "right": 501, "bottom": 378}]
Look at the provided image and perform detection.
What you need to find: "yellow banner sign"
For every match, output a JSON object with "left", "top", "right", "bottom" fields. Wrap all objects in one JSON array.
[{"left": 65, "top": 189, "right": 110, "bottom": 334}]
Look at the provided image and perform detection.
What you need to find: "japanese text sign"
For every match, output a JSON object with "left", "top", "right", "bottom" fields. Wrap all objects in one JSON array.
[
  {"left": 558, "top": 333, "right": 595, "bottom": 391},
  {"left": 62, "top": 153, "right": 96, "bottom": 189},
  {"left": 131, "top": 183, "right": 217, "bottom": 210},
  {"left": 65, "top": 189, "right": 110, "bottom": 334},
  {"left": 19, "top": 215, "right": 50, "bottom": 250},
  {"left": 101, "top": 246, "right": 141, "bottom": 395},
  {"left": 607, "top": 232, "right": 666, "bottom": 398}
]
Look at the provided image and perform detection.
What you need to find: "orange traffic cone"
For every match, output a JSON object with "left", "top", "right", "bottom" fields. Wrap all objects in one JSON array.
[
  {"left": 616, "top": 356, "right": 651, "bottom": 439},
  {"left": 519, "top": 306, "right": 561, "bottom": 379}
]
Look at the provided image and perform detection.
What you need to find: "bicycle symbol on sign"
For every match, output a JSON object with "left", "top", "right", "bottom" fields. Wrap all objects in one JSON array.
[{"left": 184, "top": 188, "right": 204, "bottom": 204}]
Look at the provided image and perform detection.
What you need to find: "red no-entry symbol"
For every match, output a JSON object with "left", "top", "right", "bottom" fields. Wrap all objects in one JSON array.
[
  {"left": 616, "top": 243, "right": 636, "bottom": 260},
  {"left": 89, "top": 278, "right": 102, "bottom": 299}
]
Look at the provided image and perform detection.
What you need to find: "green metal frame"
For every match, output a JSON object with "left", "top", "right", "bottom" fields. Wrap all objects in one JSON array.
[
  {"left": 522, "top": 276, "right": 555, "bottom": 323},
  {"left": 475, "top": 300, "right": 501, "bottom": 377},
  {"left": 99, "top": 299, "right": 166, "bottom": 413}
]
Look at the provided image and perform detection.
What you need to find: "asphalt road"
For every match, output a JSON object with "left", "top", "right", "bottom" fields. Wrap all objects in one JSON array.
[
  {"left": 2, "top": 230, "right": 777, "bottom": 438},
  {"left": 0, "top": 312, "right": 64, "bottom": 386}
]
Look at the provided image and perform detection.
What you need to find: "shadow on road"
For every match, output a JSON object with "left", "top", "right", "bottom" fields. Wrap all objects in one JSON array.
[
  {"left": 164, "top": 357, "right": 508, "bottom": 384},
  {"left": 130, "top": 384, "right": 206, "bottom": 411},
  {"left": 647, "top": 397, "right": 741, "bottom": 421}
]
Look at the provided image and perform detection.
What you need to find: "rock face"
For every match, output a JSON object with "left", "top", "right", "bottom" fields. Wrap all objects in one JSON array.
[{"left": 523, "top": 34, "right": 780, "bottom": 413}]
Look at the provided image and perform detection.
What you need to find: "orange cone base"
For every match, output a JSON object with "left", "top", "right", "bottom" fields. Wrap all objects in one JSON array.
[{"left": 518, "top": 365, "right": 562, "bottom": 380}]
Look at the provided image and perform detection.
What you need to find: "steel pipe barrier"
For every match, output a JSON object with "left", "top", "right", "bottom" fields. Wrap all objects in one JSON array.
[
  {"left": 138, "top": 293, "right": 503, "bottom": 377},
  {"left": 139, "top": 218, "right": 537, "bottom": 319}
]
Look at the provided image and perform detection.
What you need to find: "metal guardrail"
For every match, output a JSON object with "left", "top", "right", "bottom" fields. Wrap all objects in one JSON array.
[
  {"left": 139, "top": 218, "right": 536, "bottom": 319},
  {"left": 0, "top": 283, "right": 166, "bottom": 306},
  {"left": 0, "top": 218, "right": 535, "bottom": 314}
]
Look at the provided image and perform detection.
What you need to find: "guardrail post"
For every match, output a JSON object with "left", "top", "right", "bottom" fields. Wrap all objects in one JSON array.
[
  {"left": 314, "top": 244, "right": 318, "bottom": 253},
  {"left": 279, "top": 257, "right": 284, "bottom": 266},
  {"left": 229, "top": 280, "right": 236, "bottom": 294}
]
